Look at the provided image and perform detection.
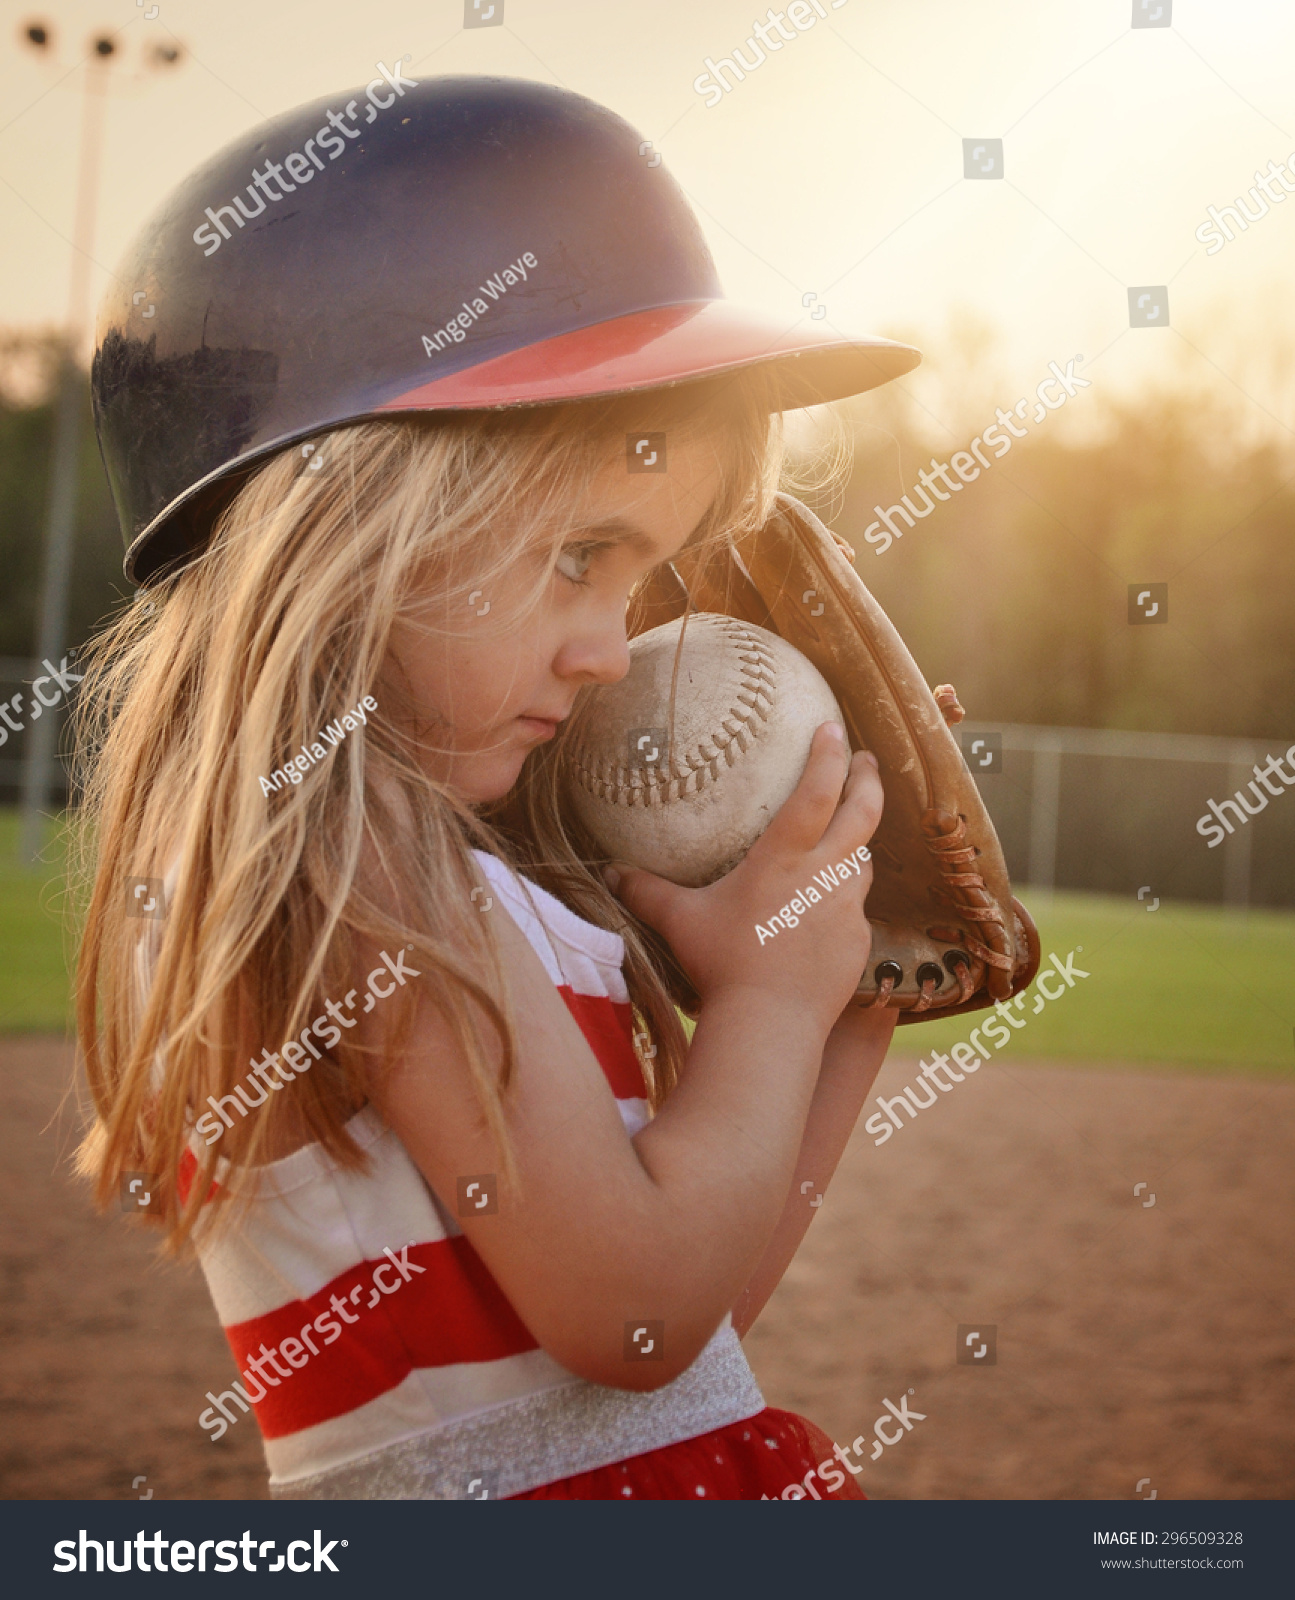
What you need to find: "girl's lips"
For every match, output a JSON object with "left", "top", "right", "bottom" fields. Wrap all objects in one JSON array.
[{"left": 516, "top": 716, "right": 560, "bottom": 740}]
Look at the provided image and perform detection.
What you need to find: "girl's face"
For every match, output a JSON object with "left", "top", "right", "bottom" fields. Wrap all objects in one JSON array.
[{"left": 388, "top": 432, "right": 727, "bottom": 803}]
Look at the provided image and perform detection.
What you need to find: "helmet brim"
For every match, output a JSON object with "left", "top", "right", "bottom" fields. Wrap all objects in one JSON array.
[
  {"left": 376, "top": 300, "right": 919, "bottom": 413},
  {"left": 123, "top": 302, "right": 918, "bottom": 584}
]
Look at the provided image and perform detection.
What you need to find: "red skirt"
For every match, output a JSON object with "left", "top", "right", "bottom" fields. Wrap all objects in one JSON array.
[{"left": 507, "top": 1406, "right": 867, "bottom": 1501}]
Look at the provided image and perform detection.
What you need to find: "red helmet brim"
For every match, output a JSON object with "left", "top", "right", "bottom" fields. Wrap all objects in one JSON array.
[{"left": 377, "top": 301, "right": 919, "bottom": 413}]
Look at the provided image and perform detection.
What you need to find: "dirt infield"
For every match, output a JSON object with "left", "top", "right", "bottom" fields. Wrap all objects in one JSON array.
[{"left": 2, "top": 1035, "right": 1291, "bottom": 1500}]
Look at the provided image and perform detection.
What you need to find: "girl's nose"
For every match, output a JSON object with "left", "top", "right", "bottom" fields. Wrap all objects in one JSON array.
[{"left": 556, "top": 622, "right": 631, "bottom": 687}]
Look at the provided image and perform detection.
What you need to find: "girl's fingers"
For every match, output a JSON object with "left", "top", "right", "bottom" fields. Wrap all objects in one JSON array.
[
  {"left": 750, "top": 722, "right": 852, "bottom": 860},
  {"left": 819, "top": 748, "right": 885, "bottom": 860},
  {"left": 603, "top": 860, "right": 680, "bottom": 936}
]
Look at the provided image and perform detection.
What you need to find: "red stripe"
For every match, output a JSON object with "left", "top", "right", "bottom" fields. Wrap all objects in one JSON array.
[
  {"left": 558, "top": 988, "right": 646, "bottom": 1101},
  {"left": 218, "top": 1237, "right": 538, "bottom": 1439},
  {"left": 184, "top": 954, "right": 641, "bottom": 1220},
  {"left": 177, "top": 1146, "right": 220, "bottom": 1207},
  {"left": 177, "top": 1147, "right": 197, "bottom": 1204},
  {"left": 204, "top": 954, "right": 644, "bottom": 1442}
]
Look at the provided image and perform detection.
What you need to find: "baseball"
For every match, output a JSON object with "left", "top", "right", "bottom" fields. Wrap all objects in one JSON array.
[{"left": 562, "top": 612, "right": 845, "bottom": 887}]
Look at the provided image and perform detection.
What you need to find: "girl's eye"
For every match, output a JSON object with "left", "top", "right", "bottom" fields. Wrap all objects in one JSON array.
[{"left": 555, "top": 544, "right": 595, "bottom": 585}]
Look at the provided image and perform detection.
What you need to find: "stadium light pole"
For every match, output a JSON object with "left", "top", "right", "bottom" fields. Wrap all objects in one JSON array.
[{"left": 17, "top": 21, "right": 182, "bottom": 864}]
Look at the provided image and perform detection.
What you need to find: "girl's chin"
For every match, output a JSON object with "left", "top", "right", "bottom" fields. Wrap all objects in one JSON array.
[{"left": 457, "top": 750, "right": 531, "bottom": 806}]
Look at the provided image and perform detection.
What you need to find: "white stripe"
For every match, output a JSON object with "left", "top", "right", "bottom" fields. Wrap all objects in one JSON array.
[
  {"left": 618, "top": 1097, "right": 650, "bottom": 1137},
  {"left": 200, "top": 1110, "right": 452, "bottom": 1324},
  {"left": 200, "top": 1097, "right": 647, "bottom": 1323},
  {"left": 473, "top": 851, "right": 629, "bottom": 1002}
]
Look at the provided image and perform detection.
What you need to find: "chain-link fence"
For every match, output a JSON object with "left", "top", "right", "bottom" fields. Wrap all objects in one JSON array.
[
  {"left": 958, "top": 721, "right": 1295, "bottom": 910},
  {"left": 3, "top": 658, "right": 1291, "bottom": 910}
]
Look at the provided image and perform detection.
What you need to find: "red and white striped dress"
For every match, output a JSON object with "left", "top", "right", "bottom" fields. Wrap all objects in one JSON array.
[{"left": 184, "top": 850, "right": 786, "bottom": 1499}]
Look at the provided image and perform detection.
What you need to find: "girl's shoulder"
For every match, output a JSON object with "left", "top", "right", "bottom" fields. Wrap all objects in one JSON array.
[{"left": 471, "top": 851, "right": 627, "bottom": 1000}]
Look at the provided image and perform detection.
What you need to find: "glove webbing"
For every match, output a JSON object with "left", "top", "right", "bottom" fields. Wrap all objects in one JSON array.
[{"left": 921, "top": 809, "right": 1015, "bottom": 991}]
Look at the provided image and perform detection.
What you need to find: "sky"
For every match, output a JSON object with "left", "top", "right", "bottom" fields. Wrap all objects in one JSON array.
[{"left": 2, "top": 0, "right": 1294, "bottom": 444}]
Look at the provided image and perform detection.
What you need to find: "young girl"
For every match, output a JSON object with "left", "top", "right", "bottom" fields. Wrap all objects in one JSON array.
[{"left": 75, "top": 76, "right": 912, "bottom": 1500}]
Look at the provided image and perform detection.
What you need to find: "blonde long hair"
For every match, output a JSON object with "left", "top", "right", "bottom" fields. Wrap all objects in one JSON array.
[{"left": 72, "top": 370, "right": 798, "bottom": 1251}]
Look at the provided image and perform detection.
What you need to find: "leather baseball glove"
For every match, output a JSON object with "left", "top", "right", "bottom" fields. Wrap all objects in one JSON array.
[{"left": 614, "top": 491, "right": 1040, "bottom": 1024}]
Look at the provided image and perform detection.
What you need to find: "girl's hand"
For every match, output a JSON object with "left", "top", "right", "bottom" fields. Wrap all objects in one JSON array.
[{"left": 606, "top": 723, "right": 885, "bottom": 1038}]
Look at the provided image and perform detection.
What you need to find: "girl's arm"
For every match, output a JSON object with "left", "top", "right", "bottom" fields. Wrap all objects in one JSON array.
[
  {"left": 367, "top": 728, "right": 884, "bottom": 1393},
  {"left": 731, "top": 1003, "right": 896, "bottom": 1339}
]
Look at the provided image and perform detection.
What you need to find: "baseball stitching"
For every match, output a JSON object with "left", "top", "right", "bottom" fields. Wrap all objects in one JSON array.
[{"left": 569, "top": 617, "right": 779, "bottom": 808}]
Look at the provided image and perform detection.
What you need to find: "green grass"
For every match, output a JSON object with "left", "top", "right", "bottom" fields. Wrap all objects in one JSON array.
[
  {"left": 1, "top": 808, "right": 1291, "bottom": 1073},
  {"left": 905, "top": 887, "right": 1295, "bottom": 1076},
  {"left": 0, "top": 809, "right": 77, "bottom": 1033}
]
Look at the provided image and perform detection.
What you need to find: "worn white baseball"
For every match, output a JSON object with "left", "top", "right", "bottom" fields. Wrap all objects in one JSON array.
[{"left": 563, "top": 612, "right": 845, "bottom": 887}]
